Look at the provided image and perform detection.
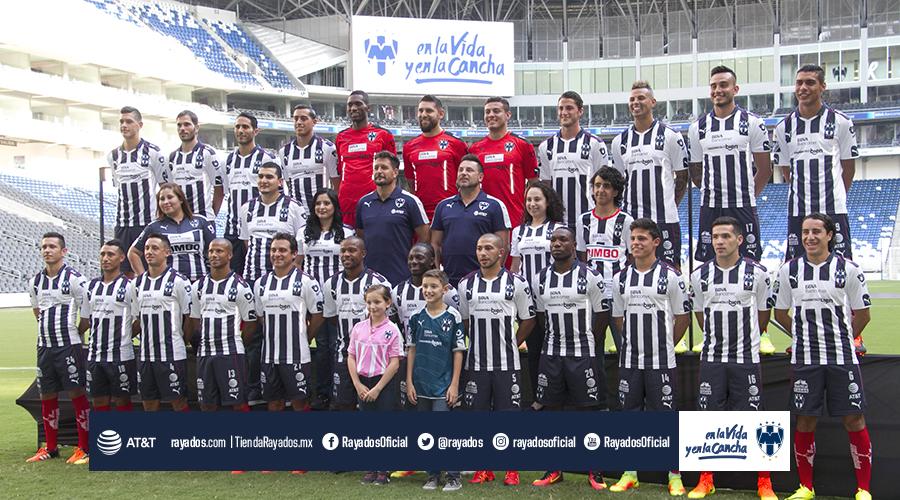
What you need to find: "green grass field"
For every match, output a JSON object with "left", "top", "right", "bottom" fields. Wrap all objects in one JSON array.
[{"left": 4, "top": 279, "right": 899, "bottom": 499}]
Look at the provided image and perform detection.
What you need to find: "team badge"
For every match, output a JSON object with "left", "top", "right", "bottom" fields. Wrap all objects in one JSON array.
[
  {"left": 478, "top": 201, "right": 489, "bottom": 211},
  {"left": 739, "top": 118, "right": 749, "bottom": 135},
  {"left": 657, "top": 274, "right": 669, "bottom": 295},
  {"left": 367, "top": 132, "right": 377, "bottom": 142},
  {"left": 279, "top": 205, "right": 290, "bottom": 222},
  {"left": 315, "top": 148, "right": 324, "bottom": 163},
  {"left": 824, "top": 120, "right": 836, "bottom": 139},
  {"left": 744, "top": 271, "right": 755, "bottom": 291},
  {"left": 835, "top": 267, "right": 847, "bottom": 289},
  {"left": 505, "top": 281, "right": 515, "bottom": 300},
  {"left": 293, "top": 278, "right": 303, "bottom": 296},
  {"left": 756, "top": 422, "right": 784, "bottom": 458},
  {"left": 228, "top": 283, "right": 238, "bottom": 302},
  {"left": 504, "top": 142, "right": 514, "bottom": 152},
  {"left": 655, "top": 131, "right": 665, "bottom": 150},
  {"left": 190, "top": 219, "right": 199, "bottom": 228},
  {"left": 164, "top": 278, "right": 175, "bottom": 297},
  {"left": 581, "top": 141, "right": 591, "bottom": 160},
  {"left": 116, "top": 282, "right": 127, "bottom": 302},
  {"left": 577, "top": 275, "right": 587, "bottom": 294},
  {"left": 61, "top": 277, "right": 70, "bottom": 295},
  {"left": 439, "top": 139, "right": 448, "bottom": 150},
  {"left": 441, "top": 316, "right": 453, "bottom": 333}
]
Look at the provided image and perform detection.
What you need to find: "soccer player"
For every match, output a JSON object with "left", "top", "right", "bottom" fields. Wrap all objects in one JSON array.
[
  {"left": 392, "top": 243, "right": 461, "bottom": 409},
  {"left": 279, "top": 104, "right": 339, "bottom": 210},
  {"left": 531, "top": 227, "right": 609, "bottom": 491},
  {"left": 610, "top": 218, "right": 691, "bottom": 495},
  {"left": 303, "top": 188, "right": 354, "bottom": 409},
  {"left": 538, "top": 90, "right": 610, "bottom": 229},
  {"left": 610, "top": 81, "right": 689, "bottom": 268},
  {"left": 431, "top": 154, "right": 511, "bottom": 286},
  {"left": 687, "top": 217, "right": 775, "bottom": 500},
  {"left": 774, "top": 64, "right": 864, "bottom": 354},
  {"left": 79, "top": 240, "right": 137, "bottom": 421},
  {"left": 255, "top": 233, "right": 324, "bottom": 412},
  {"left": 107, "top": 106, "right": 169, "bottom": 275},
  {"left": 168, "top": 110, "right": 225, "bottom": 219},
  {"left": 131, "top": 233, "right": 193, "bottom": 412},
  {"left": 190, "top": 239, "right": 256, "bottom": 412},
  {"left": 469, "top": 96, "right": 539, "bottom": 228},
  {"left": 324, "top": 236, "right": 391, "bottom": 410},
  {"left": 128, "top": 183, "right": 216, "bottom": 282},
  {"left": 407, "top": 269, "right": 466, "bottom": 492},
  {"left": 335, "top": 90, "right": 396, "bottom": 226},
  {"left": 577, "top": 167, "right": 633, "bottom": 353},
  {"left": 239, "top": 162, "right": 308, "bottom": 283},
  {"left": 223, "top": 112, "right": 276, "bottom": 273},
  {"left": 402, "top": 95, "right": 468, "bottom": 219},
  {"left": 27, "top": 232, "right": 90, "bottom": 464},
  {"left": 355, "top": 151, "right": 429, "bottom": 285},
  {"left": 688, "top": 66, "right": 772, "bottom": 262},
  {"left": 458, "top": 233, "right": 535, "bottom": 486},
  {"left": 773, "top": 214, "right": 872, "bottom": 500}
]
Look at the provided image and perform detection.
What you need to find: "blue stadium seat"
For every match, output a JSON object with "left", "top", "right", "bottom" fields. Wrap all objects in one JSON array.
[{"left": 205, "top": 19, "right": 296, "bottom": 90}]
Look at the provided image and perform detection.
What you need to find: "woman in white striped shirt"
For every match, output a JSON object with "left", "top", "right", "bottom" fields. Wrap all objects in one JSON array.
[
  {"left": 303, "top": 188, "right": 354, "bottom": 409},
  {"left": 510, "top": 181, "right": 566, "bottom": 409}
]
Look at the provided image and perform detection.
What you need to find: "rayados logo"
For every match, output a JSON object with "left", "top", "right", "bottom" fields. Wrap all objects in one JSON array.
[
  {"left": 684, "top": 424, "right": 748, "bottom": 460},
  {"left": 364, "top": 35, "right": 398, "bottom": 76},
  {"left": 97, "top": 429, "right": 123, "bottom": 456},
  {"left": 755, "top": 422, "right": 784, "bottom": 458}
]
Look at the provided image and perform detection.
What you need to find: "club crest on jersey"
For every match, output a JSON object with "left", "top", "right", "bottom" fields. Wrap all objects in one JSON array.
[
  {"left": 756, "top": 422, "right": 784, "bottom": 457},
  {"left": 478, "top": 201, "right": 489, "bottom": 211},
  {"left": 505, "top": 281, "right": 515, "bottom": 300},
  {"left": 61, "top": 277, "right": 70, "bottom": 295},
  {"left": 116, "top": 282, "right": 127, "bottom": 302},
  {"left": 190, "top": 219, "right": 199, "bottom": 228},
  {"left": 279, "top": 205, "right": 290, "bottom": 222},
  {"left": 655, "top": 132, "right": 665, "bottom": 150},
  {"left": 824, "top": 120, "right": 836, "bottom": 139},
  {"left": 140, "top": 151, "right": 150, "bottom": 168},
  {"left": 439, "top": 139, "right": 448, "bottom": 150},
  {"left": 657, "top": 274, "right": 669, "bottom": 295},
  {"left": 581, "top": 142, "right": 591, "bottom": 160},
  {"left": 441, "top": 316, "right": 453, "bottom": 333},
  {"left": 835, "top": 267, "right": 847, "bottom": 288},
  {"left": 395, "top": 198, "right": 406, "bottom": 208},
  {"left": 227, "top": 283, "right": 238, "bottom": 302},
  {"left": 739, "top": 118, "right": 749, "bottom": 135},
  {"left": 164, "top": 279, "right": 175, "bottom": 297},
  {"left": 504, "top": 142, "right": 514, "bottom": 152},
  {"left": 614, "top": 221, "right": 623, "bottom": 238},
  {"left": 577, "top": 275, "right": 587, "bottom": 294},
  {"left": 315, "top": 149, "right": 324, "bottom": 163},
  {"left": 293, "top": 278, "right": 303, "bottom": 296},
  {"left": 744, "top": 272, "right": 755, "bottom": 291},
  {"left": 195, "top": 150, "right": 204, "bottom": 169},
  {"left": 367, "top": 132, "right": 377, "bottom": 142}
]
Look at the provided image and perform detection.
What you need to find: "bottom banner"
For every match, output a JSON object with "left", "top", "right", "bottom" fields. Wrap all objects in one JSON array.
[{"left": 90, "top": 411, "right": 679, "bottom": 471}]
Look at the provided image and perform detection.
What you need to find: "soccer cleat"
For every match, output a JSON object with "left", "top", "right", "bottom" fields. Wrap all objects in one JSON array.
[
  {"left": 291, "top": 470, "right": 306, "bottom": 475},
  {"left": 785, "top": 485, "right": 815, "bottom": 500},
  {"left": 854, "top": 336, "right": 867, "bottom": 356},
  {"left": 469, "top": 470, "right": 495, "bottom": 483},
  {"left": 66, "top": 447, "right": 88, "bottom": 464},
  {"left": 518, "top": 341, "right": 528, "bottom": 352},
  {"left": 759, "top": 332, "right": 776, "bottom": 355},
  {"left": 607, "top": 342, "right": 617, "bottom": 354},
  {"left": 688, "top": 472, "right": 715, "bottom": 498},
  {"left": 73, "top": 454, "right": 90, "bottom": 465},
  {"left": 423, "top": 476, "right": 440, "bottom": 490},
  {"left": 230, "top": 471, "right": 245, "bottom": 475},
  {"left": 361, "top": 471, "right": 378, "bottom": 484},
  {"left": 373, "top": 472, "right": 390, "bottom": 485},
  {"left": 855, "top": 488, "right": 871, "bottom": 500},
  {"left": 504, "top": 471, "right": 520, "bottom": 486},
  {"left": 532, "top": 470, "right": 563, "bottom": 486},
  {"left": 675, "top": 338, "right": 688, "bottom": 354},
  {"left": 669, "top": 474, "right": 686, "bottom": 496},
  {"left": 609, "top": 472, "right": 639, "bottom": 492},
  {"left": 589, "top": 471, "right": 608, "bottom": 490},
  {"left": 757, "top": 476, "right": 777, "bottom": 500},
  {"left": 692, "top": 341, "right": 703, "bottom": 353},
  {"left": 26, "top": 447, "right": 59, "bottom": 463},
  {"left": 391, "top": 470, "right": 417, "bottom": 478},
  {"left": 443, "top": 477, "right": 462, "bottom": 491}
]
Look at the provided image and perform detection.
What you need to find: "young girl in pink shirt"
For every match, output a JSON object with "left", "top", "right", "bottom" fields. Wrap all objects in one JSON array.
[{"left": 347, "top": 283, "right": 403, "bottom": 485}]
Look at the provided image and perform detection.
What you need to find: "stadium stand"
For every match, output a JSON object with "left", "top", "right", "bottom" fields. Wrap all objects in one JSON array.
[
  {"left": 203, "top": 18, "right": 297, "bottom": 90},
  {"left": 677, "top": 179, "right": 900, "bottom": 272}
]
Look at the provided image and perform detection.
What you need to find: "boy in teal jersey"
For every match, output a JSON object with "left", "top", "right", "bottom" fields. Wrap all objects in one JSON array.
[{"left": 407, "top": 269, "right": 466, "bottom": 492}]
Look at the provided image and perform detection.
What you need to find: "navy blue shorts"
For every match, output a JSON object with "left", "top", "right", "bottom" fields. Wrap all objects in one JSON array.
[
  {"left": 138, "top": 360, "right": 188, "bottom": 402},
  {"left": 536, "top": 355, "right": 606, "bottom": 408},
  {"left": 697, "top": 362, "right": 763, "bottom": 411},
  {"left": 791, "top": 364, "right": 866, "bottom": 416},
  {"left": 786, "top": 214, "right": 852, "bottom": 261},
  {"left": 462, "top": 370, "right": 522, "bottom": 411},
  {"left": 657, "top": 222, "right": 682, "bottom": 267},
  {"left": 696, "top": 206, "right": 762, "bottom": 262},
  {"left": 197, "top": 354, "right": 247, "bottom": 406},
  {"left": 36, "top": 345, "right": 86, "bottom": 394},
  {"left": 331, "top": 360, "right": 357, "bottom": 408},
  {"left": 617, "top": 367, "right": 677, "bottom": 411},
  {"left": 262, "top": 361, "right": 311, "bottom": 402},
  {"left": 87, "top": 359, "right": 137, "bottom": 398}
]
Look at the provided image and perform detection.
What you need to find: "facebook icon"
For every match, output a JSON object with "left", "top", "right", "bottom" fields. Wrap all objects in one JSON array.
[
  {"left": 364, "top": 35, "right": 398, "bottom": 76},
  {"left": 322, "top": 433, "right": 340, "bottom": 450}
]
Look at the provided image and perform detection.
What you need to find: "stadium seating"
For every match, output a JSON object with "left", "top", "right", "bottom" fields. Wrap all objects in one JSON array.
[
  {"left": 204, "top": 19, "right": 297, "bottom": 90},
  {"left": 677, "top": 178, "right": 900, "bottom": 272}
]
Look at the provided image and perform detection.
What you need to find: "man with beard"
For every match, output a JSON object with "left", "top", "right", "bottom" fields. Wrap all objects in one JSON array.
[
  {"left": 279, "top": 105, "right": 339, "bottom": 210},
  {"left": 431, "top": 154, "right": 511, "bottom": 287},
  {"left": 401, "top": 95, "right": 468, "bottom": 220},
  {"left": 222, "top": 112, "right": 276, "bottom": 273},
  {"left": 355, "top": 151, "right": 429, "bottom": 285},
  {"left": 335, "top": 90, "right": 396, "bottom": 227},
  {"left": 168, "top": 110, "right": 225, "bottom": 219}
]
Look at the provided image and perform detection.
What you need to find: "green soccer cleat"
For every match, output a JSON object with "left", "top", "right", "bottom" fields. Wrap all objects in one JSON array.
[
  {"left": 669, "top": 473, "right": 686, "bottom": 496},
  {"left": 692, "top": 341, "right": 704, "bottom": 353},
  {"left": 759, "top": 332, "right": 776, "bottom": 355},
  {"left": 855, "top": 489, "right": 871, "bottom": 500},
  {"left": 675, "top": 338, "right": 689, "bottom": 354},
  {"left": 610, "top": 472, "right": 639, "bottom": 492},
  {"left": 785, "top": 485, "right": 815, "bottom": 500}
]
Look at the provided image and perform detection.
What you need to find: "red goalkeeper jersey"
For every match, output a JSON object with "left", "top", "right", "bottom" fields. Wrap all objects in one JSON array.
[
  {"left": 402, "top": 130, "right": 468, "bottom": 219},
  {"left": 335, "top": 124, "right": 396, "bottom": 227},
  {"left": 468, "top": 132, "right": 539, "bottom": 227}
]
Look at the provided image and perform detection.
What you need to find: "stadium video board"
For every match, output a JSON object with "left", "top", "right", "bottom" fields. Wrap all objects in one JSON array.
[{"left": 350, "top": 15, "right": 514, "bottom": 97}]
